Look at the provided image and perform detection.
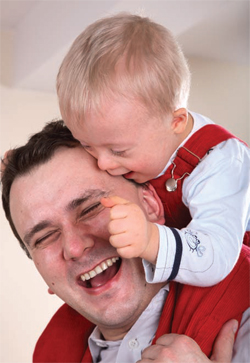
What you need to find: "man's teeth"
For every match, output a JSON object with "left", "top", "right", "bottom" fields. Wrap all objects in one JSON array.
[{"left": 80, "top": 257, "right": 119, "bottom": 282}]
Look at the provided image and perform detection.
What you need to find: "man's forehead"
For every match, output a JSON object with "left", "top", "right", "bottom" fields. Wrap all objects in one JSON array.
[
  {"left": 9, "top": 146, "right": 99, "bottom": 198},
  {"left": 10, "top": 145, "right": 137, "bottom": 212},
  {"left": 39, "top": 145, "right": 101, "bottom": 179}
]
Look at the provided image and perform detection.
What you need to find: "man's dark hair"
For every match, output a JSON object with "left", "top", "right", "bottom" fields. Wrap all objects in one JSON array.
[{"left": 1, "top": 120, "right": 80, "bottom": 259}]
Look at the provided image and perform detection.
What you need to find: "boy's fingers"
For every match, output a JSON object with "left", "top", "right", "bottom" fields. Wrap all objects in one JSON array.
[
  {"left": 109, "top": 219, "right": 127, "bottom": 235},
  {"left": 101, "top": 196, "right": 130, "bottom": 209}
]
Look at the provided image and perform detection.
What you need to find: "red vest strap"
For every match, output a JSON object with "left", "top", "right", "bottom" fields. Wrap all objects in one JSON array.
[
  {"left": 179, "top": 124, "right": 237, "bottom": 162},
  {"left": 150, "top": 124, "right": 237, "bottom": 228}
]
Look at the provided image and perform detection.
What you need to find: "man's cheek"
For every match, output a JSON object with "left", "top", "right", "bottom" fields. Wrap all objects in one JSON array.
[{"left": 88, "top": 213, "right": 111, "bottom": 239}]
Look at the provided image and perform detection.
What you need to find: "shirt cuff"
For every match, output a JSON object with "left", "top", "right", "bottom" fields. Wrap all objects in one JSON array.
[{"left": 143, "top": 224, "right": 177, "bottom": 283}]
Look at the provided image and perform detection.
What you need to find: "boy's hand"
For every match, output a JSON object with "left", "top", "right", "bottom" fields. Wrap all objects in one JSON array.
[{"left": 101, "top": 196, "right": 159, "bottom": 263}]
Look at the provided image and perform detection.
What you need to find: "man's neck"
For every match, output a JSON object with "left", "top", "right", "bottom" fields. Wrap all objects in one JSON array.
[{"left": 98, "top": 282, "right": 166, "bottom": 341}]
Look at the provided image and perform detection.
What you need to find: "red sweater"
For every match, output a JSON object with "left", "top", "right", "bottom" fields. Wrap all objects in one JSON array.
[{"left": 33, "top": 245, "right": 250, "bottom": 363}]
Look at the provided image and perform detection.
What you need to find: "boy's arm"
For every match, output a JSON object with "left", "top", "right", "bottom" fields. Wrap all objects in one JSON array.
[
  {"left": 172, "top": 139, "right": 250, "bottom": 286},
  {"left": 147, "top": 139, "right": 250, "bottom": 286}
]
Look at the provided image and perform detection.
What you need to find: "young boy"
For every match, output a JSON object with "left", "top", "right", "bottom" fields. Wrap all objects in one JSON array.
[{"left": 56, "top": 13, "right": 250, "bottom": 286}]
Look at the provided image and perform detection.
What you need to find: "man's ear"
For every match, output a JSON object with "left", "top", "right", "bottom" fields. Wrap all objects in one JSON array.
[
  {"left": 48, "top": 287, "right": 55, "bottom": 295},
  {"left": 140, "top": 184, "right": 165, "bottom": 225}
]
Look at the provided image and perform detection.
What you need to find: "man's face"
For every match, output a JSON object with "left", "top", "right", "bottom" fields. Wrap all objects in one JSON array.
[{"left": 10, "top": 146, "right": 164, "bottom": 338}]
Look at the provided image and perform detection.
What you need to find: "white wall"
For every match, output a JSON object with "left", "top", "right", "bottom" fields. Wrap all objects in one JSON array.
[
  {"left": 0, "top": 33, "right": 249, "bottom": 363},
  {"left": 0, "top": 84, "right": 63, "bottom": 363},
  {"left": 0, "top": 31, "right": 62, "bottom": 363},
  {"left": 188, "top": 57, "right": 249, "bottom": 143}
]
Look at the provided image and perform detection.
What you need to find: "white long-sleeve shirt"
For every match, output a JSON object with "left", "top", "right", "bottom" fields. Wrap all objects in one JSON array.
[{"left": 144, "top": 112, "right": 250, "bottom": 287}]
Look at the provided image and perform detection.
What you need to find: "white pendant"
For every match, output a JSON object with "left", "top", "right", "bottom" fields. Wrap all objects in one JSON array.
[{"left": 165, "top": 178, "right": 177, "bottom": 192}]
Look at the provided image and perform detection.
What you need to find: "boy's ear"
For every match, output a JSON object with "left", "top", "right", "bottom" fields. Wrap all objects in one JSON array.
[
  {"left": 171, "top": 108, "right": 188, "bottom": 134},
  {"left": 140, "top": 184, "right": 165, "bottom": 225}
]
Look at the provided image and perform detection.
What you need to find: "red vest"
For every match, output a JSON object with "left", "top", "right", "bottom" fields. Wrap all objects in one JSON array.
[{"left": 33, "top": 245, "right": 250, "bottom": 363}]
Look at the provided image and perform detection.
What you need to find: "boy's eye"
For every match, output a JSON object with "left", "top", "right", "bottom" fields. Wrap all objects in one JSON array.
[
  {"left": 81, "top": 144, "right": 91, "bottom": 150},
  {"left": 111, "top": 150, "right": 126, "bottom": 157}
]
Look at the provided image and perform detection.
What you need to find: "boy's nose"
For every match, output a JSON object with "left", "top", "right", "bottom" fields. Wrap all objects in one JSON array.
[
  {"left": 97, "top": 155, "right": 119, "bottom": 171},
  {"left": 63, "top": 229, "right": 94, "bottom": 261}
]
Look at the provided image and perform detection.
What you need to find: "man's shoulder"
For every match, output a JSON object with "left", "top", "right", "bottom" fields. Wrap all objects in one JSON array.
[{"left": 33, "top": 304, "right": 95, "bottom": 362}]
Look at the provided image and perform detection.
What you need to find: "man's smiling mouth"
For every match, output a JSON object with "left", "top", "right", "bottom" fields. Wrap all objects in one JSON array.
[{"left": 79, "top": 257, "right": 121, "bottom": 288}]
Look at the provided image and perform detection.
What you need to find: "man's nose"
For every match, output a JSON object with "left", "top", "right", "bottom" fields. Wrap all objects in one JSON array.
[
  {"left": 97, "top": 154, "right": 119, "bottom": 171},
  {"left": 62, "top": 229, "right": 94, "bottom": 261}
]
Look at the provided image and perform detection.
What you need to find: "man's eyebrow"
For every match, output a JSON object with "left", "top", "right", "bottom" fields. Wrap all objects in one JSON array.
[
  {"left": 66, "top": 190, "right": 107, "bottom": 212},
  {"left": 24, "top": 221, "right": 52, "bottom": 246}
]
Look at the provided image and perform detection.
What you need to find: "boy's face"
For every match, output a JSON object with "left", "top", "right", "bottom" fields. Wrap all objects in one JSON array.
[{"left": 66, "top": 96, "right": 179, "bottom": 183}]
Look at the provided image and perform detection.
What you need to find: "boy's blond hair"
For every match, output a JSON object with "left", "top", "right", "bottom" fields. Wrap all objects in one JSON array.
[{"left": 57, "top": 12, "right": 191, "bottom": 124}]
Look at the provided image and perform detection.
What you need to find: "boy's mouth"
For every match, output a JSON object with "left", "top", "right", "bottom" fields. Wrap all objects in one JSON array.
[
  {"left": 123, "top": 171, "right": 134, "bottom": 179},
  {"left": 78, "top": 257, "right": 121, "bottom": 288}
]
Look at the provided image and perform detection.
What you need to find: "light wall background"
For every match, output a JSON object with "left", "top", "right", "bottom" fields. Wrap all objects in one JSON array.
[{"left": 0, "top": 7, "right": 249, "bottom": 363}]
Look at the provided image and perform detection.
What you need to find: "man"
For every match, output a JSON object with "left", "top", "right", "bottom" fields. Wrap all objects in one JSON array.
[{"left": 1, "top": 121, "right": 249, "bottom": 362}]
